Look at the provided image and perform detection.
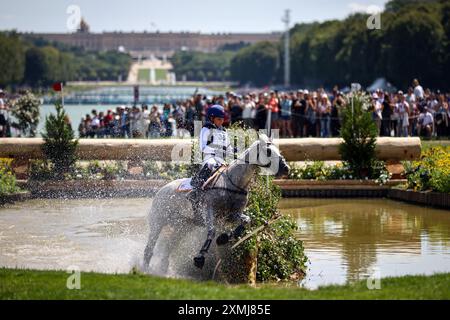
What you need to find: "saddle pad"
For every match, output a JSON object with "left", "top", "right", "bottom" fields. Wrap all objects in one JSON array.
[{"left": 176, "top": 178, "right": 193, "bottom": 193}]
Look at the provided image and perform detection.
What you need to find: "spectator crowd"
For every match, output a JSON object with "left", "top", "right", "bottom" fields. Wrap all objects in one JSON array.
[{"left": 0, "top": 79, "right": 449, "bottom": 139}]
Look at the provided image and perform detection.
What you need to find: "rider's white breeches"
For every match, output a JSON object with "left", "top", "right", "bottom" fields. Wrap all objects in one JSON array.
[{"left": 202, "top": 155, "right": 225, "bottom": 170}]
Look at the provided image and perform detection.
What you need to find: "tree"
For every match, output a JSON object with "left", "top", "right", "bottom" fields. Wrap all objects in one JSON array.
[
  {"left": 441, "top": 1, "right": 450, "bottom": 83},
  {"left": 288, "top": 1, "right": 448, "bottom": 90},
  {"left": 24, "top": 47, "right": 48, "bottom": 87},
  {"left": 382, "top": 9, "right": 446, "bottom": 89},
  {"left": 171, "top": 51, "right": 234, "bottom": 81},
  {"left": 339, "top": 92, "right": 378, "bottom": 178},
  {"left": 291, "top": 20, "right": 343, "bottom": 86},
  {"left": 230, "top": 41, "right": 279, "bottom": 86},
  {"left": 40, "top": 46, "right": 62, "bottom": 84},
  {"left": 22, "top": 41, "right": 132, "bottom": 86},
  {"left": 335, "top": 14, "right": 383, "bottom": 86},
  {"left": 385, "top": 0, "right": 439, "bottom": 13},
  {"left": 41, "top": 102, "right": 78, "bottom": 180},
  {"left": 0, "top": 32, "right": 25, "bottom": 86}
]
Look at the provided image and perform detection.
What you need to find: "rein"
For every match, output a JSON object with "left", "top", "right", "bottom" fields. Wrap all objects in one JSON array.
[
  {"left": 205, "top": 143, "right": 273, "bottom": 196},
  {"left": 218, "top": 171, "right": 249, "bottom": 195},
  {"left": 206, "top": 167, "right": 249, "bottom": 196}
]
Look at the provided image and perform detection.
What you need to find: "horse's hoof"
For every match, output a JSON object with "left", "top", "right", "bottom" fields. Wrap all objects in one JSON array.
[
  {"left": 216, "top": 233, "right": 230, "bottom": 246},
  {"left": 194, "top": 255, "right": 205, "bottom": 269},
  {"left": 233, "top": 225, "right": 246, "bottom": 239}
]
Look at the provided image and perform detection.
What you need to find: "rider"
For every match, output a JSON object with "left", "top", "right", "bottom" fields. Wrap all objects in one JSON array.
[
  {"left": 189, "top": 104, "right": 248, "bottom": 256},
  {"left": 189, "top": 104, "right": 235, "bottom": 200}
]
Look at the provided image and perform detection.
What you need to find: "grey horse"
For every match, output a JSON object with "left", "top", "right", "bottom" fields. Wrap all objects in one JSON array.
[{"left": 143, "top": 135, "right": 290, "bottom": 278}]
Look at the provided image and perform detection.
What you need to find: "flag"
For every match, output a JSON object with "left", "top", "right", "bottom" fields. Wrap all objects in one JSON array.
[
  {"left": 133, "top": 85, "right": 139, "bottom": 102},
  {"left": 52, "top": 83, "right": 63, "bottom": 91}
]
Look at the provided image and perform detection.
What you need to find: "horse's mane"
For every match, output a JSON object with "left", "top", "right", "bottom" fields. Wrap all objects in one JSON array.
[{"left": 227, "top": 140, "right": 260, "bottom": 171}]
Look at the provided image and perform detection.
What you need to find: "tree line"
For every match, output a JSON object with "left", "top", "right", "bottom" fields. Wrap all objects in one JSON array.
[
  {"left": 230, "top": 0, "right": 450, "bottom": 90},
  {"left": 1, "top": 0, "right": 448, "bottom": 90},
  {"left": 169, "top": 42, "right": 251, "bottom": 82},
  {"left": 0, "top": 32, "right": 132, "bottom": 88},
  {"left": 170, "top": 50, "right": 234, "bottom": 82}
]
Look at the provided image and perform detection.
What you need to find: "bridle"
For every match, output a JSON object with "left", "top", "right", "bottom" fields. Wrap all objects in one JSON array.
[
  {"left": 207, "top": 142, "right": 277, "bottom": 196},
  {"left": 209, "top": 172, "right": 249, "bottom": 196},
  {"left": 256, "top": 144, "right": 274, "bottom": 169}
]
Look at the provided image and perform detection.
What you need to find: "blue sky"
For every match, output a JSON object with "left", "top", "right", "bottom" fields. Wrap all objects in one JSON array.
[{"left": 0, "top": 0, "right": 389, "bottom": 33}]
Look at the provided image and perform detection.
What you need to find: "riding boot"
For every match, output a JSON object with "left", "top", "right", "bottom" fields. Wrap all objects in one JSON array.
[{"left": 187, "top": 165, "right": 213, "bottom": 204}]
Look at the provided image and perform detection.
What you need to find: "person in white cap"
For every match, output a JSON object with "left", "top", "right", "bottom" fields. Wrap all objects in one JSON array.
[{"left": 318, "top": 93, "right": 331, "bottom": 137}]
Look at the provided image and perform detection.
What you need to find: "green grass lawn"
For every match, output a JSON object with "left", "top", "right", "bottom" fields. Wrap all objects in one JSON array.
[
  {"left": 1, "top": 268, "right": 448, "bottom": 300},
  {"left": 421, "top": 139, "right": 450, "bottom": 150},
  {"left": 137, "top": 69, "right": 150, "bottom": 82},
  {"left": 155, "top": 69, "right": 168, "bottom": 81}
]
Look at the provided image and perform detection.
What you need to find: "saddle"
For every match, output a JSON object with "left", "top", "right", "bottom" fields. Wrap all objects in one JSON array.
[
  {"left": 176, "top": 165, "right": 227, "bottom": 194},
  {"left": 201, "top": 165, "right": 227, "bottom": 191}
]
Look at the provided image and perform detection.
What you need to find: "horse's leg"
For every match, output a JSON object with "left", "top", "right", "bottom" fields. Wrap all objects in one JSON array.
[
  {"left": 163, "top": 226, "right": 187, "bottom": 277},
  {"left": 194, "top": 207, "right": 215, "bottom": 269},
  {"left": 143, "top": 219, "right": 164, "bottom": 270},
  {"left": 157, "top": 225, "right": 176, "bottom": 276},
  {"left": 217, "top": 212, "right": 251, "bottom": 246}
]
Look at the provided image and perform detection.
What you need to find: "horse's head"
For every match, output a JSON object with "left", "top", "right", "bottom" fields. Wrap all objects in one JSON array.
[{"left": 254, "top": 134, "right": 290, "bottom": 178}]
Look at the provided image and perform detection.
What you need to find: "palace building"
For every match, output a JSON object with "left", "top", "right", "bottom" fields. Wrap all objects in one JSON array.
[{"left": 27, "top": 19, "right": 282, "bottom": 58}]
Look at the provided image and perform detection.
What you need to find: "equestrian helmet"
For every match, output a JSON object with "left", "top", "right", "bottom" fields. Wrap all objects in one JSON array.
[{"left": 207, "top": 105, "right": 225, "bottom": 119}]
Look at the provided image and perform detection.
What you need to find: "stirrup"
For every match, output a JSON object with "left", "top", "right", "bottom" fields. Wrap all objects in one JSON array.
[
  {"left": 186, "top": 190, "right": 197, "bottom": 203},
  {"left": 191, "top": 166, "right": 213, "bottom": 189}
]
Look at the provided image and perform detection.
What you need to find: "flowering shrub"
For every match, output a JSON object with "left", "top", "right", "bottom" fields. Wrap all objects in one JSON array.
[
  {"left": 30, "top": 160, "right": 126, "bottom": 181},
  {"left": 288, "top": 160, "right": 391, "bottom": 184},
  {"left": 11, "top": 91, "right": 41, "bottom": 137},
  {"left": 404, "top": 146, "right": 450, "bottom": 193},
  {"left": 30, "top": 160, "right": 188, "bottom": 181},
  {"left": 143, "top": 161, "right": 189, "bottom": 180},
  {"left": 29, "top": 160, "right": 54, "bottom": 181},
  {"left": 73, "top": 161, "right": 128, "bottom": 180},
  {"left": 225, "top": 176, "right": 307, "bottom": 282},
  {"left": 0, "top": 158, "right": 18, "bottom": 195}
]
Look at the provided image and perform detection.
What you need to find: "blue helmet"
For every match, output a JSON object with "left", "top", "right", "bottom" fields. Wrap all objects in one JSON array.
[{"left": 207, "top": 105, "right": 225, "bottom": 119}]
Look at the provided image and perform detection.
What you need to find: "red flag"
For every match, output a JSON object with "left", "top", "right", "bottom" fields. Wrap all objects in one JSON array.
[{"left": 52, "top": 82, "right": 63, "bottom": 91}]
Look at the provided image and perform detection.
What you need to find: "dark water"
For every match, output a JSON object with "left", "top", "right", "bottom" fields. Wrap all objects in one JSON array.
[
  {"left": 0, "top": 198, "right": 448, "bottom": 289},
  {"left": 279, "top": 198, "right": 450, "bottom": 289}
]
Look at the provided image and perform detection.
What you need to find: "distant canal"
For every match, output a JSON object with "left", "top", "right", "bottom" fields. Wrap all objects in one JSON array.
[
  {"left": 37, "top": 104, "right": 117, "bottom": 137},
  {"left": 34, "top": 85, "right": 225, "bottom": 137}
]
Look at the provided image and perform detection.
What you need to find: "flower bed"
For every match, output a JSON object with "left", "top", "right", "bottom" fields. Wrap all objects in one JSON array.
[
  {"left": 29, "top": 160, "right": 191, "bottom": 182},
  {"left": 0, "top": 158, "right": 27, "bottom": 205},
  {"left": 403, "top": 146, "right": 450, "bottom": 194},
  {"left": 0, "top": 158, "right": 19, "bottom": 196},
  {"left": 288, "top": 161, "right": 392, "bottom": 185}
]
